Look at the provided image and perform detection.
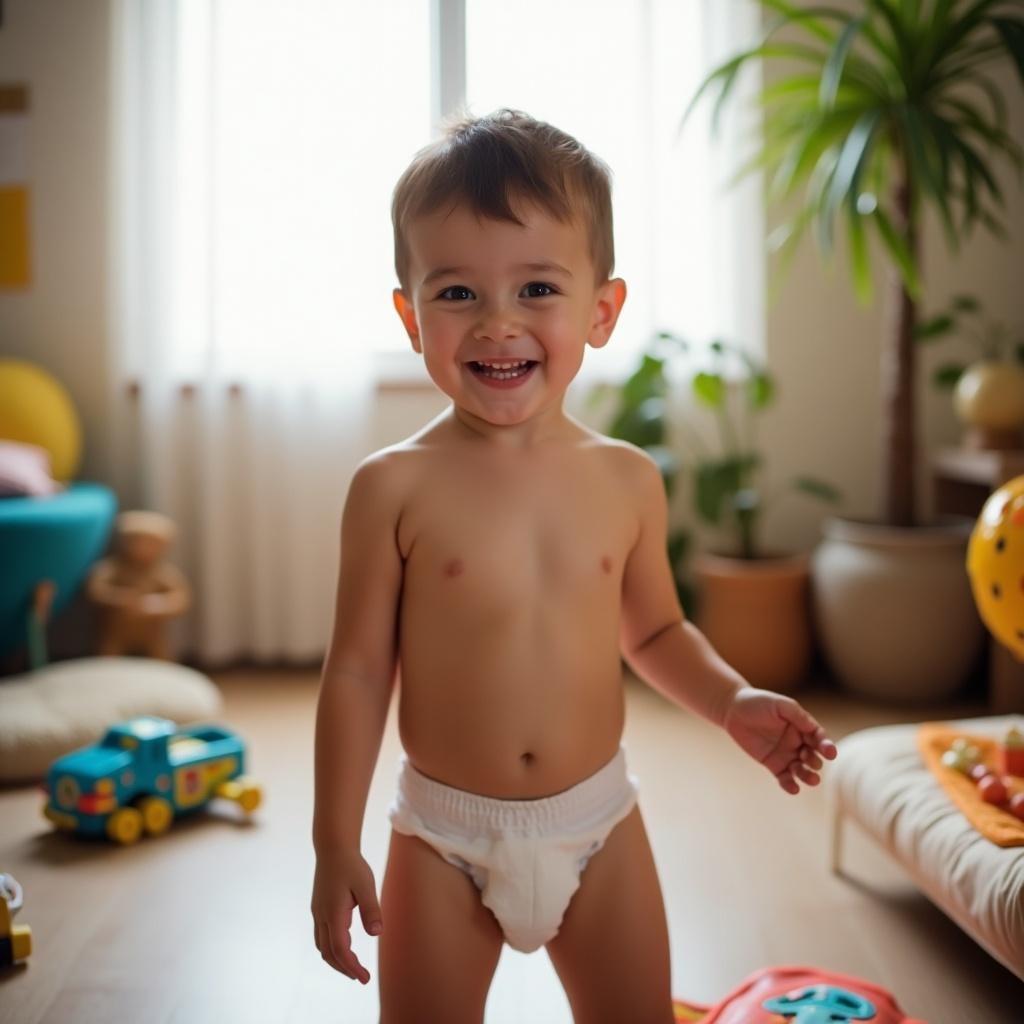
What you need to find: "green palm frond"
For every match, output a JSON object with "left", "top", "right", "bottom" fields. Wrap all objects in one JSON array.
[{"left": 681, "top": 0, "right": 1024, "bottom": 307}]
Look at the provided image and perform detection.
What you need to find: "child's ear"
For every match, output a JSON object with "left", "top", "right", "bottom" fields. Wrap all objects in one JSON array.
[
  {"left": 393, "top": 288, "right": 422, "bottom": 354},
  {"left": 587, "top": 278, "right": 627, "bottom": 350}
]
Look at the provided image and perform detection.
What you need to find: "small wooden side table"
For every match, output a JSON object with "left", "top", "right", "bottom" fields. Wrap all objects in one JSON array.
[{"left": 932, "top": 447, "right": 1024, "bottom": 713}]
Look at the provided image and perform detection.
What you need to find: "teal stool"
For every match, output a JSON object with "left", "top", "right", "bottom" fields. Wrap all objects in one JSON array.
[{"left": 0, "top": 483, "right": 117, "bottom": 662}]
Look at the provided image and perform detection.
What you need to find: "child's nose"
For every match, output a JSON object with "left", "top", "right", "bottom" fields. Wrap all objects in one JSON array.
[{"left": 473, "top": 302, "right": 522, "bottom": 343}]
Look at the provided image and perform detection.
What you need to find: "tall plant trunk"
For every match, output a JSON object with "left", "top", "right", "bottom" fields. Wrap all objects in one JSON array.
[{"left": 880, "top": 173, "right": 918, "bottom": 527}]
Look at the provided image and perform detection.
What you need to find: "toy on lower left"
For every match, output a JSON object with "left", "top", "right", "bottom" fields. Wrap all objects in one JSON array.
[
  {"left": 1, "top": 873, "right": 32, "bottom": 967},
  {"left": 43, "top": 716, "right": 262, "bottom": 845}
]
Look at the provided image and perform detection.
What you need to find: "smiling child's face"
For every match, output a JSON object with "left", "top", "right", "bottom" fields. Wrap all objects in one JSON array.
[{"left": 393, "top": 199, "right": 626, "bottom": 434}]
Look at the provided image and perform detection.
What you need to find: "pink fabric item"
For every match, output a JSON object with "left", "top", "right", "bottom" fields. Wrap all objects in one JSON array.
[{"left": 0, "top": 441, "right": 63, "bottom": 497}]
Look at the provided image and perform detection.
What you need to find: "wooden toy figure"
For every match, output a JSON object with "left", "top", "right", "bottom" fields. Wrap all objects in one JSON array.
[{"left": 87, "top": 510, "right": 191, "bottom": 660}]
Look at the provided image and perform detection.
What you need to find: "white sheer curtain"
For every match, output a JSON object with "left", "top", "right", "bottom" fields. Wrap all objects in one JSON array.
[{"left": 109, "top": 0, "right": 429, "bottom": 663}]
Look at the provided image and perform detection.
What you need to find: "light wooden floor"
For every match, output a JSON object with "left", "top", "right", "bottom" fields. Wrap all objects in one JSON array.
[{"left": 1, "top": 669, "right": 1021, "bottom": 1023}]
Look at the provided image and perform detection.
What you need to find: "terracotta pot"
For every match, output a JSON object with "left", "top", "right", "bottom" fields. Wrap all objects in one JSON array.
[
  {"left": 811, "top": 516, "right": 984, "bottom": 702},
  {"left": 693, "top": 551, "right": 812, "bottom": 693}
]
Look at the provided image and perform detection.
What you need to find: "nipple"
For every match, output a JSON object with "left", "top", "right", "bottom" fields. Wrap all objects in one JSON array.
[
  {"left": 443, "top": 558, "right": 464, "bottom": 579},
  {"left": 600, "top": 555, "right": 613, "bottom": 574}
]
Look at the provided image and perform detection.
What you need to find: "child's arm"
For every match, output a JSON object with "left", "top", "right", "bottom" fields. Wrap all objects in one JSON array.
[
  {"left": 311, "top": 452, "right": 404, "bottom": 984},
  {"left": 617, "top": 449, "right": 836, "bottom": 793}
]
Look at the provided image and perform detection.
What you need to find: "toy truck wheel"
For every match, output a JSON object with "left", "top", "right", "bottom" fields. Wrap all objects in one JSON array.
[
  {"left": 106, "top": 807, "right": 144, "bottom": 845},
  {"left": 138, "top": 796, "right": 174, "bottom": 836},
  {"left": 214, "top": 776, "right": 262, "bottom": 813},
  {"left": 237, "top": 779, "right": 262, "bottom": 813}
]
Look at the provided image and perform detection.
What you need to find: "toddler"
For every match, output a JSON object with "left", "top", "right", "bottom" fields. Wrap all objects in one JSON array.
[{"left": 311, "top": 108, "right": 837, "bottom": 1024}]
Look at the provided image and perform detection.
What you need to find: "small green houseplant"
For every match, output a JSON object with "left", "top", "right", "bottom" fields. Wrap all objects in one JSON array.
[{"left": 604, "top": 330, "right": 839, "bottom": 560}]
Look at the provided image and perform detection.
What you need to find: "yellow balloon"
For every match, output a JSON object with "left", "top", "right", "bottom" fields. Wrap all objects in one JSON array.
[
  {"left": 0, "top": 359, "right": 82, "bottom": 481},
  {"left": 967, "top": 474, "right": 1024, "bottom": 661}
]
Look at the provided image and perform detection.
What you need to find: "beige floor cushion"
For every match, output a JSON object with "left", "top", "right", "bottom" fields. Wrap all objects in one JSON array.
[
  {"left": 0, "top": 657, "right": 223, "bottom": 783},
  {"left": 830, "top": 716, "right": 1024, "bottom": 980}
]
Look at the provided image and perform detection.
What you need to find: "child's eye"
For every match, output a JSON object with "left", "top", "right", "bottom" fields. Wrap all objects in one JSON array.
[
  {"left": 437, "top": 285, "right": 473, "bottom": 301},
  {"left": 524, "top": 282, "right": 557, "bottom": 298}
]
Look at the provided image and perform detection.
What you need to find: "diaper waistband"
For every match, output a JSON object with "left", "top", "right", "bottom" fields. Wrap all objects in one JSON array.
[{"left": 394, "top": 746, "right": 637, "bottom": 838}]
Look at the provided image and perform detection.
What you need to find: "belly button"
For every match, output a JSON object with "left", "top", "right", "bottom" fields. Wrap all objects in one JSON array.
[{"left": 520, "top": 751, "right": 535, "bottom": 766}]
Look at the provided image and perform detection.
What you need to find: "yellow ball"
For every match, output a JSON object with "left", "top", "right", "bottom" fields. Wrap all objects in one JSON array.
[
  {"left": 0, "top": 359, "right": 82, "bottom": 481},
  {"left": 967, "top": 475, "right": 1024, "bottom": 661}
]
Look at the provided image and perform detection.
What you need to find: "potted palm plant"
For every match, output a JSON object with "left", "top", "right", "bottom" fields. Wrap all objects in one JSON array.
[
  {"left": 682, "top": 0, "right": 1023, "bottom": 701},
  {"left": 604, "top": 331, "right": 840, "bottom": 692}
]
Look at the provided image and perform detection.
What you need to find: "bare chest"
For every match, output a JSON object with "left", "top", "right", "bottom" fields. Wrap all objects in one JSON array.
[{"left": 397, "top": 453, "right": 637, "bottom": 619}]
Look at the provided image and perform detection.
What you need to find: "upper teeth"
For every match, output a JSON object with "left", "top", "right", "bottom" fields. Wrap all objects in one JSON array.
[{"left": 477, "top": 360, "right": 529, "bottom": 369}]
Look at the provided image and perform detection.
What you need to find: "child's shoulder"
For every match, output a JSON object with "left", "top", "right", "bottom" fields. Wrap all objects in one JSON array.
[{"left": 580, "top": 430, "right": 662, "bottom": 485}]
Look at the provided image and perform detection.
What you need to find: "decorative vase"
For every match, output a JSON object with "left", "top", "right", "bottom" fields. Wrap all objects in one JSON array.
[
  {"left": 811, "top": 516, "right": 984, "bottom": 702},
  {"left": 953, "top": 359, "right": 1024, "bottom": 450},
  {"left": 693, "top": 551, "right": 812, "bottom": 694}
]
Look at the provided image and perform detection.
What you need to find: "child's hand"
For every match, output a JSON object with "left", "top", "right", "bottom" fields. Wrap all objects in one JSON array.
[
  {"left": 311, "top": 849, "right": 383, "bottom": 984},
  {"left": 722, "top": 688, "right": 838, "bottom": 794}
]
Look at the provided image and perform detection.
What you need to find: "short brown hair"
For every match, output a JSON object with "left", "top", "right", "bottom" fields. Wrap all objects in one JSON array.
[{"left": 391, "top": 108, "right": 615, "bottom": 294}]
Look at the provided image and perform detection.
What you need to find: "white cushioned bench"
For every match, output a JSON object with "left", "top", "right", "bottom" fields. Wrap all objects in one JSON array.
[{"left": 829, "top": 716, "right": 1024, "bottom": 981}]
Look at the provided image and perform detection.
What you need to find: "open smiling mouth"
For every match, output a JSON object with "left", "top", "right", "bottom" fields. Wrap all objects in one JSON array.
[{"left": 466, "top": 360, "right": 539, "bottom": 386}]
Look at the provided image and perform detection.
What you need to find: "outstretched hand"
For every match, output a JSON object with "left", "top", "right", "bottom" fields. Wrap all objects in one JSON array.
[{"left": 722, "top": 688, "right": 838, "bottom": 794}]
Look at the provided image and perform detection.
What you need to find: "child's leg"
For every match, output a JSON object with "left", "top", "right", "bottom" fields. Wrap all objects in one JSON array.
[
  {"left": 378, "top": 829, "right": 504, "bottom": 1024},
  {"left": 544, "top": 805, "right": 674, "bottom": 1024}
]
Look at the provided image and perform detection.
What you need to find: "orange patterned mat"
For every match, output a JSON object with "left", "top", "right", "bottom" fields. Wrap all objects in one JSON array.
[{"left": 917, "top": 723, "right": 1024, "bottom": 847}]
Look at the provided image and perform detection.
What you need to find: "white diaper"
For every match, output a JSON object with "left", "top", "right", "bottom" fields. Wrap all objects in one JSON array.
[{"left": 387, "top": 747, "right": 639, "bottom": 953}]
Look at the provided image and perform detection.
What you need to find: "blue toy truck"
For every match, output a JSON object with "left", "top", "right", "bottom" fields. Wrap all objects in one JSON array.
[{"left": 43, "top": 716, "right": 262, "bottom": 845}]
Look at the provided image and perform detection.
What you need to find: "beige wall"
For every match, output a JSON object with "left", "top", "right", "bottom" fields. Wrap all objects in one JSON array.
[
  {"left": 1, "top": 0, "right": 1022, "bottom": 556},
  {"left": 0, "top": 0, "right": 114, "bottom": 482}
]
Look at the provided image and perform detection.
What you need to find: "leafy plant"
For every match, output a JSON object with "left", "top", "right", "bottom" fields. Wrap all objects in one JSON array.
[
  {"left": 602, "top": 331, "right": 841, "bottom": 566},
  {"left": 916, "top": 294, "right": 1024, "bottom": 389},
  {"left": 681, "top": 0, "right": 1024, "bottom": 528}
]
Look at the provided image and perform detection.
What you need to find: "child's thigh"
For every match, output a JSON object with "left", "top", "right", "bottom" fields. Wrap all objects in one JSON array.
[
  {"left": 378, "top": 829, "right": 504, "bottom": 1024},
  {"left": 544, "top": 805, "right": 675, "bottom": 1024}
]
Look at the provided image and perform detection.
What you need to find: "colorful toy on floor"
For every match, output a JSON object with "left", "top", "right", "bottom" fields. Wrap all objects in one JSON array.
[
  {"left": 670, "top": 966, "right": 925, "bottom": 1023},
  {"left": 43, "top": 716, "right": 262, "bottom": 845},
  {"left": 0, "top": 873, "right": 32, "bottom": 967},
  {"left": 967, "top": 474, "right": 1024, "bottom": 662}
]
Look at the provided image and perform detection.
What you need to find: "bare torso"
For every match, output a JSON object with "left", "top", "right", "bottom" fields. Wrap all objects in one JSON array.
[{"left": 390, "top": 413, "right": 639, "bottom": 799}]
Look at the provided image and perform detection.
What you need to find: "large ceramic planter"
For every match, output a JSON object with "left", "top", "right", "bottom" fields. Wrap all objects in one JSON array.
[
  {"left": 811, "top": 516, "right": 984, "bottom": 702},
  {"left": 693, "top": 551, "right": 812, "bottom": 694}
]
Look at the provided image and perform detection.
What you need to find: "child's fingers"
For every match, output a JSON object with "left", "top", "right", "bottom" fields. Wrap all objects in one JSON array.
[
  {"left": 793, "top": 762, "right": 820, "bottom": 787},
  {"left": 356, "top": 887, "right": 384, "bottom": 938},
  {"left": 776, "top": 766, "right": 799, "bottom": 795},
  {"left": 779, "top": 703, "right": 838, "bottom": 760},
  {"left": 799, "top": 747, "right": 823, "bottom": 770},
  {"left": 316, "top": 919, "right": 353, "bottom": 979},
  {"left": 332, "top": 919, "right": 370, "bottom": 985}
]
